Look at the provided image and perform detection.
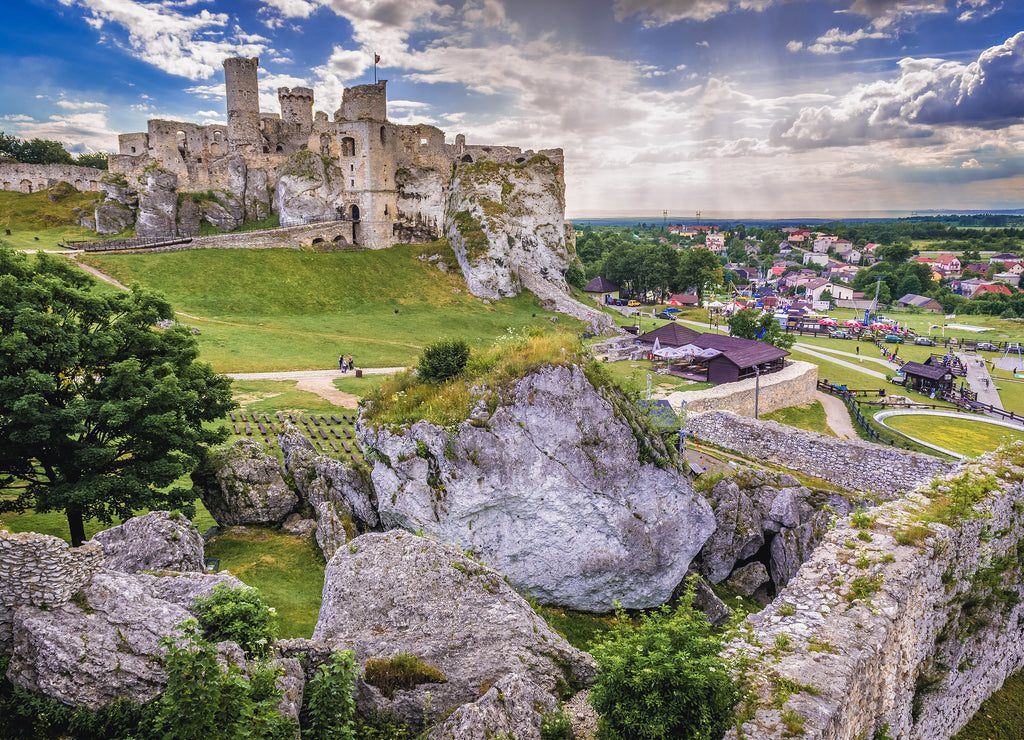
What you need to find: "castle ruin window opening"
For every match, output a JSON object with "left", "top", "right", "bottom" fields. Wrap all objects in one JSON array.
[
  {"left": 176, "top": 131, "right": 187, "bottom": 152},
  {"left": 213, "top": 131, "right": 223, "bottom": 142},
  {"left": 420, "top": 137, "right": 428, "bottom": 146},
  {"left": 461, "top": 154, "right": 473, "bottom": 163},
  {"left": 320, "top": 134, "right": 331, "bottom": 155},
  {"left": 379, "top": 126, "right": 386, "bottom": 145},
  {"left": 341, "top": 137, "right": 355, "bottom": 156},
  {"left": 276, "top": 145, "right": 283, "bottom": 153}
]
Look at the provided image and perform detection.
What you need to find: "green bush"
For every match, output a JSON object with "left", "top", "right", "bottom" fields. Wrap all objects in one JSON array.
[
  {"left": 362, "top": 654, "right": 447, "bottom": 699},
  {"left": 152, "top": 620, "right": 295, "bottom": 740},
  {"left": 417, "top": 338, "right": 471, "bottom": 384},
  {"left": 302, "top": 650, "right": 358, "bottom": 740},
  {"left": 588, "top": 586, "right": 740, "bottom": 740},
  {"left": 192, "top": 583, "right": 277, "bottom": 660},
  {"left": 540, "top": 709, "right": 574, "bottom": 740}
]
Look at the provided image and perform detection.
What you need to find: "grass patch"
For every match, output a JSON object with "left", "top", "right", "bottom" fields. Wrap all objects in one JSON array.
[
  {"left": 883, "top": 415, "right": 1024, "bottom": 458},
  {"left": 955, "top": 671, "right": 1024, "bottom": 739},
  {"left": 203, "top": 527, "right": 325, "bottom": 639},
  {"left": 232, "top": 380, "right": 348, "bottom": 418},
  {"left": 79, "top": 243, "right": 579, "bottom": 371},
  {"left": 363, "top": 653, "right": 447, "bottom": 699},
  {"left": 599, "top": 358, "right": 714, "bottom": 396},
  {"left": 762, "top": 401, "right": 835, "bottom": 436},
  {"left": 535, "top": 606, "right": 619, "bottom": 651},
  {"left": 0, "top": 188, "right": 108, "bottom": 251}
]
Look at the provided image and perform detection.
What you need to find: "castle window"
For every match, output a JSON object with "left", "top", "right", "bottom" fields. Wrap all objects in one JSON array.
[
  {"left": 350, "top": 205, "right": 360, "bottom": 220},
  {"left": 276, "top": 145, "right": 284, "bottom": 153},
  {"left": 263, "top": 146, "right": 270, "bottom": 153},
  {"left": 131, "top": 146, "right": 136, "bottom": 153},
  {"left": 196, "top": 157, "right": 202, "bottom": 163},
  {"left": 350, "top": 164, "right": 354, "bottom": 172},
  {"left": 384, "top": 204, "right": 389, "bottom": 216},
  {"left": 380, "top": 126, "right": 386, "bottom": 145},
  {"left": 320, "top": 134, "right": 331, "bottom": 155},
  {"left": 176, "top": 130, "right": 187, "bottom": 152},
  {"left": 461, "top": 154, "right": 473, "bottom": 163},
  {"left": 341, "top": 137, "right": 355, "bottom": 156},
  {"left": 420, "top": 137, "right": 428, "bottom": 146},
  {"left": 213, "top": 131, "right": 223, "bottom": 143}
]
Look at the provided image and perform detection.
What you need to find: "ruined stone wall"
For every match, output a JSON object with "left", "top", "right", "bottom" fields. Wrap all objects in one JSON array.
[
  {"left": 337, "top": 81, "right": 387, "bottom": 122},
  {"left": 728, "top": 449, "right": 1024, "bottom": 740},
  {"left": 688, "top": 410, "right": 956, "bottom": 496},
  {"left": 0, "top": 530, "right": 103, "bottom": 654},
  {"left": 0, "top": 163, "right": 105, "bottom": 193},
  {"left": 670, "top": 360, "right": 818, "bottom": 417}
]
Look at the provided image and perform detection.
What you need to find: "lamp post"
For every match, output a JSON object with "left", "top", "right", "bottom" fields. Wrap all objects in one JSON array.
[{"left": 753, "top": 364, "right": 761, "bottom": 419}]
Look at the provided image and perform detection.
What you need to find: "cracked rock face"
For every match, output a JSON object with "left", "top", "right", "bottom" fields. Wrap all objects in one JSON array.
[
  {"left": 192, "top": 439, "right": 299, "bottom": 526},
  {"left": 90, "top": 511, "right": 205, "bottom": 574},
  {"left": 362, "top": 363, "right": 716, "bottom": 611},
  {"left": 314, "top": 530, "right": 595, "bottom": 730}
]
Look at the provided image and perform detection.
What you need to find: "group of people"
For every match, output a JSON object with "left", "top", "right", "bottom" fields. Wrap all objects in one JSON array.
[{"left": 339, "top": 353, "right": 354, "bottom": 373}]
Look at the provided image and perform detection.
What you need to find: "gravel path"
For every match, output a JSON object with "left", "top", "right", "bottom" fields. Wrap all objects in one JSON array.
[
  {"left": 815, "top": 391, "right": 858, "bottom": 439},
  {"left": 228, "top": 367, "right": 406, "bottom": 407}
]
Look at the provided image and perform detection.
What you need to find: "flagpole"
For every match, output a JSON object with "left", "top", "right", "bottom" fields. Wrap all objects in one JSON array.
[{"left": 373, "top": 52, "right": 377, "bottom": 84}]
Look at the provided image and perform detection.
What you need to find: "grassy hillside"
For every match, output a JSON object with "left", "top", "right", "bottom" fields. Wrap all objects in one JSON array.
[
  {"left": 0, "top": 188, "right": 102, "bottom": 250},
  {"left": 80, "top": 242, "right": 581, "bottom": 371}
]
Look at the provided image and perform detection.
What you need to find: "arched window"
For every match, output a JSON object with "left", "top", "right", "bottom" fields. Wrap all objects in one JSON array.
[
  {"left": 379, "top": 126, "right": 386, "bottom": 145},
  {"left": 320, "top": 134, "right": 331, "bottom": 155},
  {"left": 176, "top": 130, "right": 187, "bottom": 151},
  {"left": 350, "top": 205, "right": 360, "bottom": 220},
  {"left": 213, "top": 130, "right": 223, "bottom": 142},
  {"left": 276, "top": 145, "right": 284, "bottom": 153},
  {"left": 461, "top": 154, "right": 473, "bottom": 163},
  {"left": 341, "top": 137, "right": 355, "bottom": 156}
]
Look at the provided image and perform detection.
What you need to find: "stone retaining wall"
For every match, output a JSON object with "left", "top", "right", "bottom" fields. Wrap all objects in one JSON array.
[
  {"left": 82, "top": 222, "right": 358, "bottom": 253},
  {"left": 0, "top": 163, "right": 105, "bottom": 193},
  {"left": 688, "top": 410, "right": 955, "bottom": 496},
  {"left": 728, "top": 449, "right": 1024, "bottom": 739},
  {"left": 668, "top": 360, "right": 818, "bottom": 418},
  {"left": 0, "top": 530, "right": 104, "bottom": 653}
]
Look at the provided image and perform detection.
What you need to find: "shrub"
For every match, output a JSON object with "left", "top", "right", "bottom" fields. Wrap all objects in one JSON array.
[
  {"left": 303, "top": 650, "right": 358, "bottom": 740},
  {"left": 540, "top": 709, "right": 574, "bottom": 740},
  {"left": 363, "top": 654, "right": 447, "bottom": 699},
  {"left": 192, "top": 583, "right": 277, "bottom": 660},
  {"left": 588, "top": 585, "right": 740, "bottom": 740},
  {"left": 417, "top": 338, "right": 471, "bottom": 384},
  {"left": 152, "top": 620, "right": 295, "bottom": 740}
]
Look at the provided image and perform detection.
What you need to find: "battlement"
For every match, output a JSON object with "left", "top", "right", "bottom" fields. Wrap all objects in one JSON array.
[{"left": 337, "top": 81, "right": 387, "bottom": 122}]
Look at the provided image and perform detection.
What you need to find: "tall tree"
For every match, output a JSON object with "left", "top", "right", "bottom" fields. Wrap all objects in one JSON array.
[
  {"left": 727, "top": 308, "right": 794, "bottom": 349},
  {"left": 0, "top": 250, "right": 234, "bottom": 545},
  {"left": 676, "top": 247, "right": 722, "bottom": 306}
]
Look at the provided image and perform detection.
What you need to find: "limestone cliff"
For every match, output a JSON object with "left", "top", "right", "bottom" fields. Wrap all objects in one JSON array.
[
  {"left": 273, "top": 151, "right": 347, "bottom": 226},
  {"left": 361, "top": 363, "right": 716, "bottom": 611}
]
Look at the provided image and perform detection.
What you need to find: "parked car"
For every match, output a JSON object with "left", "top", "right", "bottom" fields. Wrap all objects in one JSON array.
[
  {"left": 662, "top": 307, "right": 683, "bottom": 314},
  {"left": 829, "top": 330, "right": 853, "bottom": 340},
  {"left": 654, "top": 311, "right": 677, "bottom": 321},
  {"left": 884, "top": 334, "right": 904, "bottom": 344},
  {"left": 627, "top": 300, "right": 641, "bottom": 307},
  {"left": 913, "top": 337, "right": 935, "bottom": 346},
  {"left": 977, "top": 342, "right": 999, "bottom": 351}
]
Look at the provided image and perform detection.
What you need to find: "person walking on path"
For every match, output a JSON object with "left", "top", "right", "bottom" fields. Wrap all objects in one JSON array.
[
  {"left": 856, "top": 345, "right": 861, "bottom": 363},
  {"left": 347, "top": 354, "right": 354, "bottom": 372},
  {"left": 339, "top": 354, "right": 347, "bottom": 373}
]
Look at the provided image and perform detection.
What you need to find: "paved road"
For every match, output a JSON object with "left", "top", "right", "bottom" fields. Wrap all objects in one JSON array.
[
  {"left": 958, "top": 353, "right": 1004, "bottom": 409},
  {"left": 790, "top": 343, "right": 888, "bottom": 380}
]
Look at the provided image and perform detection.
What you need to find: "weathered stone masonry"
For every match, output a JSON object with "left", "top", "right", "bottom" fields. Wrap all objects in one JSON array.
[
  {"left": 0, "top": 530, "right": 103, "bottom": 653},
  {"left": 727, "top": 450, "right": 1024, "bottom": 740},
  {"left": 0, "top": 163, "right": 104, "bottom": 193},
  {"left": 689, "top": 410, "right": 956, "bottom": 497}
]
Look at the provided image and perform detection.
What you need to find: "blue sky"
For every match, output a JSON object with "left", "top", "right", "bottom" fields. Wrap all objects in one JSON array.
[{"left": 3, "top": 0, "right": 1023, "bottom": 217}]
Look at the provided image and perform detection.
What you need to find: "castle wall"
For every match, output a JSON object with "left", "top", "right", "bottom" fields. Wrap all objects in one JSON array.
[
  {"left": 278, "top": 87, "right": 314, "bottom": 127},
  {"left": 0, "top": 530, "right": 104, "bottom": 654},
  {"left": 726, "top": 448, "right": 1024, "bottom": 740},
  {"left": 688, "top": 410, "right": 956, "bottom": 497},
  {"left": 0, "top": 163, "right": 104, "bottom": 192},
  {"left": 670, "top": 360, "right": 818, "bottom": 418},
  {"left": 338, "top": 81, "right": 387, "bottom": 122}
]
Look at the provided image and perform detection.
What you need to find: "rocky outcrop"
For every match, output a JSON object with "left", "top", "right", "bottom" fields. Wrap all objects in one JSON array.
[
  {"left": 273, "top": 151, "right": 346, "bottom": 225},
  {"left": 92, "top": 201, "right": 136, "bottom": 234},
  {"left": 90, "top": 511, "right": 204, "bottom": 574},
  {"left": 313, "top": 530, "right": 595, "bottom": 730},
  {"left": 427, "top": 673, "right": 557, "bottom": 740},
  {"left": 136, "top": 168, "right": 179, "bottom": 237},
  {"left": 444, "top": 154, "right": 574, "bottom": 301},
  {"left": 364, "top": 363, "right": 716, "bottom": 611},
  {"left": 192, "top": 439, "right": 299, "bottom": 526},
  {"left": 280, "top": 428, "right": 378, "bottom": 559},
  {"left": 692, "top": 468, "right": 854, "bottom": 591}
]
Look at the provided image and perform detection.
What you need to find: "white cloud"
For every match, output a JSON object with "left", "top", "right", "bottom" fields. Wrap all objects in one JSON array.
[
  {"left": 16, "top": 112, "right": 120, "bottom": 153},
  {"left": 843, "top": 0, "right": 946, "bottom": 31},
  {"left": 787, "top": 40, "right": 803, "bottom": 52},
  {"left": 57, "top": 0, "right": 268, "bottom": 80},
  {"left": 55, "top": 100, "right": 109, "bottom": 110},
  {"left": 1, "top": 114, "right": 35, "bottom": 123},
  {"left": 805, "top": 26, "right": 890, "bottom": 55},
  {"left": 962, "top": 158, "right": 982, "bottom": 168}
]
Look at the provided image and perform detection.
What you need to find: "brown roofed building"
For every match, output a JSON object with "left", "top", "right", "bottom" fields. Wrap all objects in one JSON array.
[
  {"left": 636, "top": 323, "right": 702, "bottom": 347},
  {"left": 693, "top": 334, "right": 790, "bottom": 384},
  {"left": 900, "top": 361, "right": 954, "bottom": 395}
]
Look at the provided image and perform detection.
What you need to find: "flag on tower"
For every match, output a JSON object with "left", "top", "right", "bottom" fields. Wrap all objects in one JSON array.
[{"left": 374, "top": 53, "right": 381, "bottom": 63}]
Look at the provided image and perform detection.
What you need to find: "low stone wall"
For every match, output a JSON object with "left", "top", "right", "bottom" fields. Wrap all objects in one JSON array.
[
  {"left": 668, "top": 360, "right": 818, "bottom": 418},
  {"left": 728, "top": 449, "right": 1024, "bottom": 740},
  {"left": 85, "top": 222, "right": 358, "bottom": 253},
  {"left": 688, "top": 410, "right": 955, "bottom": 496},
  {"left": 0, "top": 530, "right": 104, "bottom": 653},
  {"left": 0, "top": 163, "right": 105, "bottom": 193}
]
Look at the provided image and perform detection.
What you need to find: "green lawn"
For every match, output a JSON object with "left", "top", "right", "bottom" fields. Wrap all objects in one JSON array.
[
  {"left": 600, "top": 358, "right": 714, "bottom": 396},
  {"left": 761, "top": 400, "right": 835, "bottom": 436},
  {"left": 0, "top": 188, "right": 106, "bottom": 250},
  {"left": 881, "top": 414, "right": 1024, "bottom": 458},
  {"left": 80, "top": 244, "right": 580, "bottom": 371},
  {"left": 955, "top": 670, "right": 1024, "bottom": 740},
  {"left": 204, "top": 527, "right": 325, "bottom": 639}
]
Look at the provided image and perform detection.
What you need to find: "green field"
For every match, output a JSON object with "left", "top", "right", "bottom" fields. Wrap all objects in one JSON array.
[
  {"left": 881, "top": 414, "right": 1024, "bottom": 458},
  {"left": 81, "top": 244, "right": 580, "bottom": 371},
  {"left": 0, "top": 188, "right": 105, "bottom": 250},
  {"left": 761, "top": 400, "right": 834, "bottom": 436}
]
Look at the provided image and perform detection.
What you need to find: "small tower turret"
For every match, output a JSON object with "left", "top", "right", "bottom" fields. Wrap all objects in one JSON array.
[
  {"left": 336, "top": 81, "right": 387, "bottom": 122},
  {"left": 278, "top": 87, "right": 314, "bottom": 127}
]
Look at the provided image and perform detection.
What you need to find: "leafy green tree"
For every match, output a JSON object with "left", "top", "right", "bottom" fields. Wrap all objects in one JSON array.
[
  {"left": 676, "top": 248, "right": 722, "bottom": 306},
  {"left": 75, "top": 152, "right": 109, "bottom": 170},
  {"left": 0, "top": 250, "right": 234, "bottom": 546},
  {"left": 303, "top": 650, "right": 359, "bottom": 740},
  {"left": 418, "top": 337, "right": 471, "bottom": 384},
  {"left": 876, "top": 242, "right": 913, "bottom": 264},
  {"left": 588, "top": 584, "right": 741, "bottom": 740},
  {"left": 897, "top": 273, "right": 922, "bottom": 298},
  {"left": 564, "top": 265, "right": 587, "bottom": 291},
  {"left": 728, "top": 308, "right": 794, "bottom": 349},
  {"left": 153, "top": 620, "right": 296, "bottom": 740},
  {"left": 192, "top": 583, "right": 278, "bottom": 661}
]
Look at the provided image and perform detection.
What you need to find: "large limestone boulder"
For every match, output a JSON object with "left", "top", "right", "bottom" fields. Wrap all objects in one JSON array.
[
  {"left": 363, "top": 364, "right": 715, "bottom": 611},
  {"left": 313, "top": 531, "right": 595, "bottom": 730},
  {"left": 192, "top": 439, "right": 299, "bottom": 526},
  {"left": 90, "top": 511, "right": 204, "bottom": 574},
  {"left": 273, "top": 151, "right": 347, "bottom": 226},
  {"left": 444, "top": 153, "right": 573, "bottom": 300},
  {"left": 93, "top": 201, "right": 135, "bottom": 234},
  {"left": 136, "top": 168, "right": 178, "bottom": 237},
  {"left": 428, "top": 673, "right": 557, "bottom": 740}
]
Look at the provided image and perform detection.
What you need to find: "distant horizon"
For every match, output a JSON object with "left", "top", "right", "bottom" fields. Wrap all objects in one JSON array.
[{"left": 567, "top": 209, "right": 1024, "bottom": 223}]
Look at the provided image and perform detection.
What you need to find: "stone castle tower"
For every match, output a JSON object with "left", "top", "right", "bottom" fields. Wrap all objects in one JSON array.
[{"left": 223, "top": 57, "right": 262, "bottom": 156}]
